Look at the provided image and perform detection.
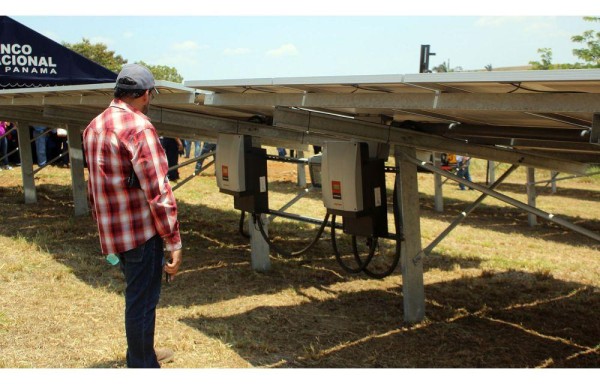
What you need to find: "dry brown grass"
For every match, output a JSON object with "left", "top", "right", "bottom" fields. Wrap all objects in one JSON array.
[{"left": 0, "top": 151, "right": 598, "bottom": 369}]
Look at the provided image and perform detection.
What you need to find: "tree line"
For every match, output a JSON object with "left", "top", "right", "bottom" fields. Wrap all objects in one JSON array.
[
  {"left": 433, "top": 17, "right": 599, "bottom": 72},
  {"left": 63, "top": 38, "right": 183, "bottom": 82}
]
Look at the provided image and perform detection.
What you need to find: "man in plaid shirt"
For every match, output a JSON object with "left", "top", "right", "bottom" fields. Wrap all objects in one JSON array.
[{"left": 84, "top": 64, "right": 182, "bottom": 368}]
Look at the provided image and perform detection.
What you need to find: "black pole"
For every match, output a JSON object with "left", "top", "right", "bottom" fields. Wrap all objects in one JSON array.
[{"left": 419, "top": 45, "right": 436, "bottom": 73}]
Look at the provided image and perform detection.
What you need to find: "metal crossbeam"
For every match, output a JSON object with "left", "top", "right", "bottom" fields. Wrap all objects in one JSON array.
[
  {"left": 273, "top": 107, "right": 589, "bottom": 175},
  {"left": 205, "top": 91, "right": 600, "bottom": 114}
]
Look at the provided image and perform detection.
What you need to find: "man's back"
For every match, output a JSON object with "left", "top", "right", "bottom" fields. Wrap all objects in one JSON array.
[{"left": 84, "top": 99, "right": 180, "bottom": 255}]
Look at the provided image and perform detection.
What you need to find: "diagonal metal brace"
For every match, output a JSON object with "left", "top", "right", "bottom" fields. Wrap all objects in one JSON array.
[
  {"left": 424, "top": 164, "right": 519, "bottom": 255},
  {"left": 403, "top": 153, "right": 600, "bottom": 243}
]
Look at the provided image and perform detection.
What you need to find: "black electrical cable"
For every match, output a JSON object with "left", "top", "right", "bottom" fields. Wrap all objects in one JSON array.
[
  {"left": 330, "top": 214, "right": 377, "bottom": 274},
  {"left": 359, "top": 177, "right": 402, "bottom": 279},
  {"left": 252, "top": 211, "right": 331, "bottom": 260}
]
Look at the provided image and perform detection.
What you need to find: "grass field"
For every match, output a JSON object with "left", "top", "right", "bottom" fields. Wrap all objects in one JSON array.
[{"left": 0, "top": 151, "right": 598, "bottom": 368}]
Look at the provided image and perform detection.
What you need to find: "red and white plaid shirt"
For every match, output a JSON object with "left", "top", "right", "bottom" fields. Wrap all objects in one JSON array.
[{"left": 84, "top": 99, "right": 181, "bottom": 255}]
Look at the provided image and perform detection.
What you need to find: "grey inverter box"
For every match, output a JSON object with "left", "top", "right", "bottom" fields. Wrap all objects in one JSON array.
[
  {"left": 216, "top": 133, "right": 268, "bottom": 214},
  {"left": 321, "top": 141, "right": 388, "bottom": 238}
]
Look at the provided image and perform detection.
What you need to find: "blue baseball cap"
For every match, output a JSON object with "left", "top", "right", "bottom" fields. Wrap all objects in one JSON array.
[{"left": 116, "top": 63, "right": 156, "bottom": 91}]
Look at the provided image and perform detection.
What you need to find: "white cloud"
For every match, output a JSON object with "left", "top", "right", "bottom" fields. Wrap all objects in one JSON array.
[
  {"left": 89, "top": 36, "right": 113, "bottom": 46},
  {"left": 266, "top": 43, "right": 299, "bottom": 57},
  {"left": 223, "top": 47, "right": 251, "bottom": 56},
  {"left": 172, "top": 40, "right": 208, "bottom": 51},
  {"left": 149, "top": 40, "right": 210, "bottom": 80},
  {"left": 122, "top": 31, "right": 134, "bottom": 39},
  {"left": 524, "top": 19, "right": 564, "bottom": 37}
]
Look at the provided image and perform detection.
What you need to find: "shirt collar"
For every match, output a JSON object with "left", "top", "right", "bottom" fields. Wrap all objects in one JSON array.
[{"left": 109, "top": 99, "right": 151, "bottom": 121}]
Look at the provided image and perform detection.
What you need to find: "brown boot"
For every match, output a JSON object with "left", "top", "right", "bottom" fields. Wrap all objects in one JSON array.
[{"left": 155, "top": 348, "right": 174, "bottom": 364}]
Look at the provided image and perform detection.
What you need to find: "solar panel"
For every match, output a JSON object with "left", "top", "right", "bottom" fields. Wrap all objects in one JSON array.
[{"left": 1, "top": 69, "right": 598, "bottom": 169}]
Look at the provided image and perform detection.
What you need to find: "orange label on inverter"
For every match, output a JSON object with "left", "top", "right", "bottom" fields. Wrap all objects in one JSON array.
[
  {"left": 332, "top": 180, "right": 342, "bottom": 200},
  {"left": 222, "top": 165, "right": 229, "bottom": 181}
]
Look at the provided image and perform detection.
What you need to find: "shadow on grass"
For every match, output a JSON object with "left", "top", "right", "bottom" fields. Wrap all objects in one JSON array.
[
  {"left": 0, "top": 183, "right": 382, "bottom": 297},
  {"left": 0, "top": 182, "right": 597, "bottom": 298},
  {"left": 179, "top": 270, "right": 599, "bottom": 367},
  {"left": 1, "top": 183, "right": 598, "bottom": 368}
]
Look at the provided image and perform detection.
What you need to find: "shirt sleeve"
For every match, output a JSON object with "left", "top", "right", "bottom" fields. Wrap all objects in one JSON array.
[
  {"left": 130, "top": 125, "right": 182, "bottom": 251},
  {"left": 83, "top": 131, "right": 97, "bottom": 221},
  {"left": 86, "top": 178, "right": 97, "bottom": 221}
]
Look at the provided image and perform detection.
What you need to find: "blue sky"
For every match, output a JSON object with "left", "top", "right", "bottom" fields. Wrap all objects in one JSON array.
[{"left": 7, "top": 2, "right": 600, "bottom": 82}]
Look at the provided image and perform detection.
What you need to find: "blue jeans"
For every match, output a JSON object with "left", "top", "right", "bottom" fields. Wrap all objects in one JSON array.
[
  {"left": 32, "top": 127, "right": 48, "bottom": 166},
  {"left": 195, "top": 142, "right": 216, "bottom": 173},
  {"left": 457, "top": 161, "right": 472, "bottom": 190},
  {"left": 186, "top": 141, "right": 201, "bottom": 158},
  {"left": 193, "top": 141, "right": 201, "bottom": 157},
  {"left": 119, "top": 235, "right": 164, "bottom": 368}
]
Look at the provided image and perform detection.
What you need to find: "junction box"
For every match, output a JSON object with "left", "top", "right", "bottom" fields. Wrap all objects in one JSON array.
[
  {"left": 216, "top": 133, "right": 268, "bottom": 214},
  {"left": 321, "top": 141, "right": 389, "bottom": 237}
]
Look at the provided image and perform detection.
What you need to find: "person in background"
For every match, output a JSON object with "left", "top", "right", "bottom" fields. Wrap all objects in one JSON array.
[
  {"left": 191, "top": 140, "right": 201, "bottom": 159},
  {"left": 456, "top": 154, "right": 473, "bottom": 190},
  {"left": 159, "top": 137, "right": 184, "bottom": 181},
  {"left": 182, "top": 139, "right": 190, "bottom": 158},
  {"left": 83, "top": 63, "right": 182, "bottom": 368},
  {"left": 194, "top": 141, "right": 216, "bottom": 175},
  {"left": 5, "top": 124, "right": 20, "bottom": 165},
  {"left": 31, "top": 125, "right": 48, "bottom": 166},
  {"left": 0, "top": 121, "right": 12, "bottom": 170},
  {"left": 183, "top": 139, "right": 200, "bottom": 159},
  {"left": 56, "top": 128, "right": 69, "bottom": 168}
]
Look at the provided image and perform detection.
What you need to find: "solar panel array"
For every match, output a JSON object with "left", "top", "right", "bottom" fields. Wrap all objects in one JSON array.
[{"left": 1, "top": 69, "right": 599, "bottom": 171}]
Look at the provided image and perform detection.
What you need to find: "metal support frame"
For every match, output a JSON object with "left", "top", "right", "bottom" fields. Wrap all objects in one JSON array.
[
  {"left": 32, "top": 150, "right": 69, "bottom": 175},
  {"left": 67, "top": 126, "right": 88, "bottom": 216},
  {"left": 404, "top": 154, "right": 600, "bottom": 242},
  {"left": 249, "top": 213, "right": 271, "bottom": 272},
  {"left": 527, "top": 168, "right": 537, "bottom": 227},
  {"left": 591, "top": 113, "right": 599, "bottom": 145},
  {"left": 168, "top": 150, "right": 215, "bottom": 173},
  {"left": 171, "top": 160, "right": 215, "bottom": 193},
  {"left": 487, "top": 160, "right": 496, "bottom": 185},
  {"left": 268, "top": 186, "right": 313, "bottom": 223},
  {"left": 424, "top": 164, "right": 519, "bottom": 254},
  {"left": 272, "top": 107, "right": 589, "bottom": 175},
  {"left": 16, "top": 122, "right": 36, "bottom": 204},
  {"left": 534, "top": 170, "right": 600, "bottom": 186},
  {"left": 550, "top": 171, "right": 558, "bottom": 194},
  {"left": 296, "top": 150, "right": 307, "bottom": 187},
  {"left": 433, "top": 152, "right": 444, "bottom": 212},
  {"left": 395, "top": 146, "right": 425, "bottom": 323}
]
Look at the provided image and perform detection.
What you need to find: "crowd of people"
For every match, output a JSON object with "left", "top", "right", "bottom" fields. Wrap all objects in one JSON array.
[
  {"left": 0, "top": 121, "right": 14, "bottom": 170},
  {"left": 0, "top": 120, "right": 218, "bottom": 181},
  {"left": 0, "top": 122, "right": 71, "bottom": 171}
]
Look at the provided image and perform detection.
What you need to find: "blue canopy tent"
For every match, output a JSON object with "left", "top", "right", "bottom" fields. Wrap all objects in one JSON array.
[{"left": 0, "top": 16, "right": 117, "bottom": 88}]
